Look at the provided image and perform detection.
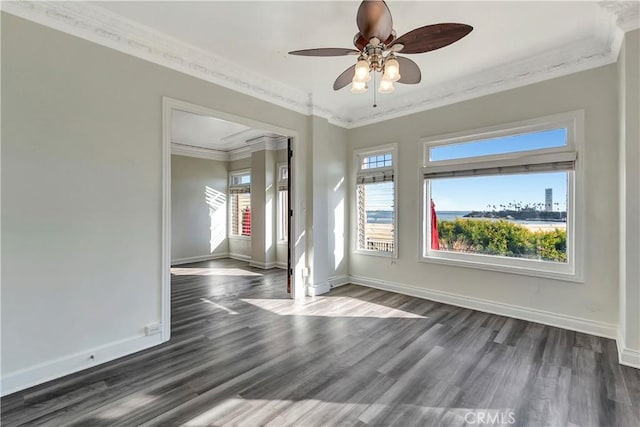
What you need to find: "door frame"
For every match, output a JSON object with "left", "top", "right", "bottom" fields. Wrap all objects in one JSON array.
[{"left": 161, "top": 96, "right": 304, "bottom": 342}]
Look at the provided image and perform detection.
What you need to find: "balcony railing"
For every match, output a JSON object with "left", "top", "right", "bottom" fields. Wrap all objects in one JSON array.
[{"left": 366, "top": 239, "right": 394, "bottom": 252}]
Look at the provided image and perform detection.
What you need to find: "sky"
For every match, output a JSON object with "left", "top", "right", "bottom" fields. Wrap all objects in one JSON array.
[{"left": 366, "top": 128, "right": 569, "bottom": 212}]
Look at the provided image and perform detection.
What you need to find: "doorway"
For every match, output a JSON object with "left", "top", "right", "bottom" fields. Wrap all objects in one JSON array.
[{"left": 160, "top": 97, "right": 303, "bottom": 342}]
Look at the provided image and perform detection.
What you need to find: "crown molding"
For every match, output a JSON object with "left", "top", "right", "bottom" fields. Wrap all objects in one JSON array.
[
  {"left": 599, "top": 1, "right": 640, "bottom": 32},
  {"left": 3, "top": 1, "right": 638, "bottom": 130},
  {"left": 228, "top": 146, "right": 252, "bottom": 162},
  {"left": 0, "top": 1, "right": 316, "bottom": 117},
  {"left": 246, "top": 135, "right": 288, "bottom": 152},
  {"left": 343, "top": 36, "right": 616, "bottom": 128},
  {"left": 171, "top": 143, "right": 229, "bottom": 161},
  {"left": 228, "top": 136, "right": 288, "bottom": 161},
  {"left": 172, "top": 135, "right": 287, "bottom": 162}
]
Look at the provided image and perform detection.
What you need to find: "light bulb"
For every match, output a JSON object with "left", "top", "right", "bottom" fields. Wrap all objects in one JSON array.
[
  {"left": 383, "top": 57, "right": 401, "bottom": 82},
  {"left": 351, "top": 80, "right": 367, "bottom": 94},
  {"left": 378, "top": 78, "right": 395, "bottom": 94},
  {"left": 353, "top": 59, "right": 371, "bottom": 83}
]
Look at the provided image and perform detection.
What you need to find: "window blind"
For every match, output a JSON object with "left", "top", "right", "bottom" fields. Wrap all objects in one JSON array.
[{"left": 423, "top": 152, "right": 576, "bottom": 180}]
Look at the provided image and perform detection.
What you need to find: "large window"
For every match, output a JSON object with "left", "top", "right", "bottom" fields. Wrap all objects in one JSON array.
[
  {"left": 354, "top": 144, "right": 398, "bottom": 257},
  {"left": 421, "top": 111, "right": 583, "bottom": 280},
  {"left": 277, "top": 164, "right": 288, "bottom": 242},
  {"left": 229, "top": 170, "right": 251, "bottom": 237}
]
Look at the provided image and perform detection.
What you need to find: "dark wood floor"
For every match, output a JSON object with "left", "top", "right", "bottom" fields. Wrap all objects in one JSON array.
[{"left": 2, "top": 258, "right": 639, "bottom": 426}]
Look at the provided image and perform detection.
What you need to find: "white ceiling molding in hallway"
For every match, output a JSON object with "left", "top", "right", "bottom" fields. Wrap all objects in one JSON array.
[{"left": 172, "top": 136, "right": 287, "bottom": 162}]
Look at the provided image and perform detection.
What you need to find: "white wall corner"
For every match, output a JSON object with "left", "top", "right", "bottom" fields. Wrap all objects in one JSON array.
[
  {"left": 0, "top": 334, "right": 163, "bottom": 397},
  {"left": 307, "top": 282, "right": 331, "bottom": 297},
  {"left": 228, "top": 253, "right": 252, "bottom": 262},
  {"left": 349, "top": 275, "right": 618, "bottom": 340},
  {"left": 617, "top": 331, "right": 640, "bottom": 369},
  {"left": 329, "top": 275, "right": 350, "bottom": 288}
]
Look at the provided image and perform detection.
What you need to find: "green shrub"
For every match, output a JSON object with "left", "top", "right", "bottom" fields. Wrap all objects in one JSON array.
[{"left": 437, "top": 219, "right": 567, "bottom": 262}]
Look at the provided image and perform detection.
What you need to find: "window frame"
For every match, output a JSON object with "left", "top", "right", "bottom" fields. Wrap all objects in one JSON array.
[
  {"left": 418, "top": 110, "right": 585, "bottom": 282},
  {"left": 228, "top": 169, "right": 252, "bottom": 240},
  {"left": 276, "top": 163, "right": 288, "bottom": 243},
  {"left": 353, "top": 143, "right": 399, "bottom": 258}
]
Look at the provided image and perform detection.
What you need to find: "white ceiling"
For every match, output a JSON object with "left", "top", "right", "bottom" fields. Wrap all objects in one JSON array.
[
  {"left": 171, "top": 110, "right": 281, "bottom": 152},
  {"left": 6, "top": 1, "right": 636, "bottom": 127},
  {"left": 94, "top": 1, "right": 609, "bottom": 119}
]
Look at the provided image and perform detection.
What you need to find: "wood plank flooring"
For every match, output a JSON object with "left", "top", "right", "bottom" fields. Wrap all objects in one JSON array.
[{"left": 2, "top": 258, "right": 639, "bottom": 426}]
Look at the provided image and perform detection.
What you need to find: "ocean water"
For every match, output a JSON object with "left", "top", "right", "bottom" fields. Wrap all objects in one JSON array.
[
  {"left": 436, "top": 211, "right": 471, "bottom": 221},
  {"left": 367, "top": 210, "right": 566, "bottom": 226}
]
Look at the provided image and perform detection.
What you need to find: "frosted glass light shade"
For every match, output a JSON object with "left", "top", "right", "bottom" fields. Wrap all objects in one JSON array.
[
  {"left": 383, "top": 58, "right": 401, "bottom": 82},
  {"left": 351, "top": 80, "right": 367, "bottom": 93},
  {"left": 378, "top": 78, "right": 394, "bottom": 93},
  {"left": 354, "top": 59, "right": 371, "bottom": 83}
]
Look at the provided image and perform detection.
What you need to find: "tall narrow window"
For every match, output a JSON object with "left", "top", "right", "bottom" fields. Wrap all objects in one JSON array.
[
  {"left": 354, "top": 144, "right": 398, "bottom": 256},
  {"left": 277, "top": 164, "right": 288, "bottom": 241},
  {"left": 421, "top": 111, "right": 582, "bottom": 280},
  {"left": 229, "top": 170, "right": 251, "bottom": 237}
]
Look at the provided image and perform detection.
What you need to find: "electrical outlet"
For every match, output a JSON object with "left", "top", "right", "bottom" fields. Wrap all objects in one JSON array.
[{"left": 144, "top": 323, "right": 162, "bottom": 336}]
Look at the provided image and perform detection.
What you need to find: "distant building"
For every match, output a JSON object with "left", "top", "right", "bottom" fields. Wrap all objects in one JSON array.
[{"left": 545, "top": 188, "right": 553, "bottom": 212}]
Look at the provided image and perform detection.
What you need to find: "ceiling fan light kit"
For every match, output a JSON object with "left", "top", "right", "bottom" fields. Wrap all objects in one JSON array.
[{"left": 288, "top": 0, "right": 473, "bottom": 102}]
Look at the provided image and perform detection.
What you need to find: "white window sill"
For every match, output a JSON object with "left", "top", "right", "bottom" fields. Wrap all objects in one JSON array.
[
  {"left": 354, "top": 249, "right": 398, "bottom": 259},
  {"left": 419, "top": 252, "right": 582, "bottom": 283},
  {"left": 228, "top": 235, "right": 251, "bottom": 241}
]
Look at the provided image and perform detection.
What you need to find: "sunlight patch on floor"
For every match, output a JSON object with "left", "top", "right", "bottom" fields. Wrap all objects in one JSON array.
[
  {"left": 240, "top": 297, "right": 425, "bottom": 318},
  {"left": 98, "top": 394, "right": 159, "bottom": 419},
  {"left": 171, "top": 267, "right": 263, "bottom": 277},
  {"left": 200, "top": 298, "right": 239, "bottom": 315},
  {"left": 183, "top": 398, "right": 369, "bottom": 426}
]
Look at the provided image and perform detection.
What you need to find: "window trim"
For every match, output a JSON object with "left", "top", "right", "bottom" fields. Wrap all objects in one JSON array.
[
  {"left": 276, "top": 162, "right": 288, "bottom": 243},
  {"left": 228, "top": 168, "right": 252, "bottom": 239},
  {"left": 423, "top": 110, "right": 579, "bottom": 167},
  {"left": 353, "top": 143, "right": 398, "bottom": 258},
  {"left": 418, "top": 110, "right": 585, "bottom": 282}
]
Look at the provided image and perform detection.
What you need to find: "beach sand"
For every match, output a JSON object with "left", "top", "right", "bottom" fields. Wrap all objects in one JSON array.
[{"left": 521, "top": 222, "right": 567, "bottom": 232}]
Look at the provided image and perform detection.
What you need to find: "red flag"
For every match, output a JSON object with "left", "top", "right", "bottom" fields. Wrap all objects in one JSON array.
[{"left": 431, "top": 199, "right": 440, "bottom": 250}]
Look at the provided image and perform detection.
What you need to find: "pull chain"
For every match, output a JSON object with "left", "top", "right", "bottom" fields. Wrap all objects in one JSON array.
[{"left": 373, "top": 72, "right": 377, "bottom": 108}]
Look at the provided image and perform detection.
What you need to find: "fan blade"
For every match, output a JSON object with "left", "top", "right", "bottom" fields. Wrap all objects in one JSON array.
[
  {"left": 396, "top": 56, "right": 421, "bottom": 84},
  {"left": 288, "top": 48, "right": 360, "bottom": 57},
  {"left": 356, "top": 0, "right": 393, "bottom": 42},
  {"left": 353, "top": 33, "right": 368, "bottom": 51},
  {"left": 334, "top": 65, "right": 356, "bottom": 91},
  {"left": 392, "top": 23, "right": 473, "bottom": 54}
]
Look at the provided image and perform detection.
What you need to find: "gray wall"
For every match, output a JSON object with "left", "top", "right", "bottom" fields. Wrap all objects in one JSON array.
[
  {"left": 171, "top": 155, "right": 228, "bottom": 263},
  {"left": 1, "top": 13, "right": 311, "bottom": 391},
  {"left": 347, "top": 63, "right": 620, "bottom": 327}
]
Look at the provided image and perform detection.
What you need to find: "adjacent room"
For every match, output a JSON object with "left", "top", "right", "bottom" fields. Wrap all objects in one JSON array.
[{"left": 2, "top": 1, "right": 639, "bottom": 426}]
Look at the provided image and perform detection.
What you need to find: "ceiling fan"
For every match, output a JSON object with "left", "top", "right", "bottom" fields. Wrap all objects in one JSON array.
[{"left": 288, "top": 0, "right": 473, "bottom": 96}]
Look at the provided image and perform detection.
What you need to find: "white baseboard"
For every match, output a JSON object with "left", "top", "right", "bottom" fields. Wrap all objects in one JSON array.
[
  {"left": 275, "top": 261, "right": 288, "bottom": 270},
  {"left": 329, "top": 275, "right": 350, "bottom": 288},
  {"left": 250, "top": 260, "right": 278, "bottom": 269},
  {"left": 617, "top": 332, "right": 640, "bottom": 369},
  {"left": 171, "top": 253, "right": 229, "bottom": 266},
  {"left": 1, "top": 334, "right": 164, "bottom": 397},
  {"left": 349, "top": 275, "right": 617, "bottom": 339},
  {"left": 228, "top": 253, "right": 251, "bottom": 262},
  {"left": 307, "top": 282, "right": 331, "bottom": 296}
]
